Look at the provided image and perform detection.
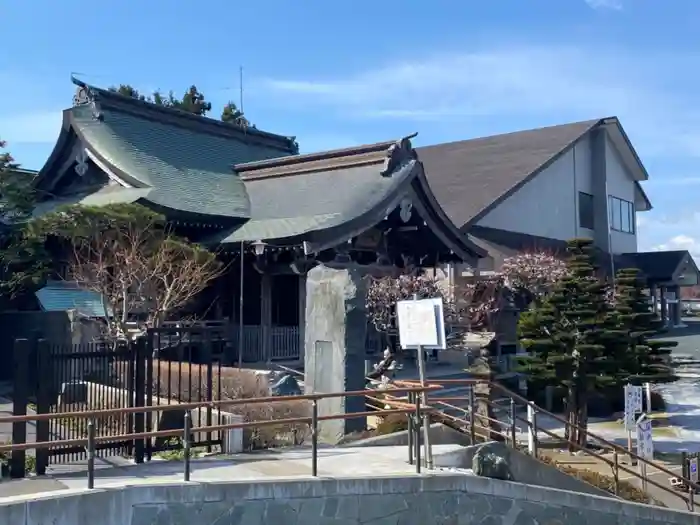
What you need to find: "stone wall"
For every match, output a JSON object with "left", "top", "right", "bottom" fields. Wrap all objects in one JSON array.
[{"left": 1, "top": 474, "right": 697, "bottom": 525}]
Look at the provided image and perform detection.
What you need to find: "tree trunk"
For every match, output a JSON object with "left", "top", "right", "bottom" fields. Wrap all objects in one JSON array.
[
  {"left": 576, "top": 392, "right": 589, "bottom": 449},
  {"left": 566, "top": 385, "right": 579, "bottom": 451}
]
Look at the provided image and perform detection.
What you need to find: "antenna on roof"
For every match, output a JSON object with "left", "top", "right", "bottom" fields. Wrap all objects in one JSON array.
[{"left": 239, "top": 66, "right": 244, "bottom": 115}]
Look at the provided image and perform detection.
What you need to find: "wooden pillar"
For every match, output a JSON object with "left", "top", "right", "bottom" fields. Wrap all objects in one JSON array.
[
  {"left": 650, "top": 284, "right": 658, "bottom": 316},
  {"left": 669, "top": 285, "right": 682, "bottom": 326},
  {"left": 298, "top": 274, "right": 306, "bottom": 362},
  {"left": 260, "top": 273, "right": 273, "bottom": 361},
  {"left": 660, "top": 285, "right": 668, "bottom": 326}
]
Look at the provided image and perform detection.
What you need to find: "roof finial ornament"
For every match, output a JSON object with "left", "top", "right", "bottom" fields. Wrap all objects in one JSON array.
[
  {"left": 70, "top": 74, "right": 103, "bottom": 121},
  {"left": 380, "top": 132, "right": 419, "bottom": 176}
]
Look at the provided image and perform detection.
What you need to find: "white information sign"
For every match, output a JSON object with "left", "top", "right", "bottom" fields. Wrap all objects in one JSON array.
[
  {"left": 624, "top": 384, "right": 643, "bottom": 430},
  {"left": 396, "top": 297, "right": 446, "bottom": 350},
  {"left": 690, "top": 458, "right": 699, "bottom": 483},
  {"left": 636, "top": 417, "right": 654, "bottom": 460}
]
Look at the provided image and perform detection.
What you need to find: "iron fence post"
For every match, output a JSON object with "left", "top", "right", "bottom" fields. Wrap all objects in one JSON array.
[
  {"left": 509, "top": 397, "right": 517, "bottom": 448},
  {"left": 183, "top": 411, "right": 191, "bottom": 482},
  {"left": 11, "top": 338, "right": 29, "bottom": 479},
  {"left": 468, "top": 387, "right": 476, "bottom": 445},
  {"left": 407, "top": 391, "right": 414, "bottom": 465},
  {"left": 34, "top": 339, "right": 50, "bottom": 476},
  {"left": 87, "top": 418, "right": 96, "bottom": 489},
  {"left": 133, "top": 336, "right": 147, "bottom": 464},
  {"left": 204, "top": 330, "right": 213, "bottom": 454},
  {"left": 311, "top": 400, "right": 318, "bottom": 477},
  {"left": 414, "top": 395, "right": 422, "bottom": 474}
]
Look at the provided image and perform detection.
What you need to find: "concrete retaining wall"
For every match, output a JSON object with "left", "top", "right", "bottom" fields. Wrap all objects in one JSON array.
[
  {"left": 346, "top": 433, "right": 609, "bottom": 499},
  {"left": 456, "top": 441, "right": 612, "bottom": 498},
  {"left": 1, "top": 474, "right": 697, "bottom": 525}
]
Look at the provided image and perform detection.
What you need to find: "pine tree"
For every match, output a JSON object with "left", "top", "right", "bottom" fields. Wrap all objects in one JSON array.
[
  {"left": 518, "top": 238, "right": 615, "bottom": 448},
  {"left": 612, "top": 268, "right": 678, "bottom": 388},
  {"left": 221, "top": 101, "right": 252, "bottom": 128},
  {"left": 0, "top": 140, "right": 49, "bottom": 301}
]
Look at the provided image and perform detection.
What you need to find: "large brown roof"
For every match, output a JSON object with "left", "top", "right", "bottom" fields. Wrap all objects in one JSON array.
[{"left": 416, "top": 119, "right": 603, "bottom": 229}]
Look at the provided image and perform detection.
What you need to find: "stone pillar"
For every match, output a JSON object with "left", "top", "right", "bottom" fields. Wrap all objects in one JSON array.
[
  {"left": 304, "top": 264, "right": 367, "bottom": 443},
  {"left": 260, "top": 273, "right": 272, "bottom": 361},
  {"left": 297, "top": 274, "right": 306, "bottom": 362}
]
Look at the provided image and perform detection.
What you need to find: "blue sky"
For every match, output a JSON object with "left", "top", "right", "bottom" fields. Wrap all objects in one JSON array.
[{"left": 1, "top": 0, "right": 698, "bottom": 257}]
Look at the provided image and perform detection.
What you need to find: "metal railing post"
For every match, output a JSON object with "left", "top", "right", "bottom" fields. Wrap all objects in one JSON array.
[
  {"left": 468, "top": 387, "right": 476, "bottom": 445},
  {"left": 690, "top": 485, "right": 695, "bottom": 512},
  {"left": 527, "top": 402, "right": 538, "bottom": 458},
  {"left": 407, "top": 391, "right": 414, "bottom": 465},
  {"left": 311, "top": 400, "right": 318, "bottom": 477},
  {"left": 414, "top": 395, "right": 422, "bottom": 474},
  {"left": 509, "top": 397, "right": 517, "bottom": 447},
  {"left": 183, "top": 411, "right": 191, "bottom": 482},
  {"left": 613, "top": 450, "right": 619, "bottom": 496},
  {"left": 87, "top": 418, "right": 96, "bottom": 490}
]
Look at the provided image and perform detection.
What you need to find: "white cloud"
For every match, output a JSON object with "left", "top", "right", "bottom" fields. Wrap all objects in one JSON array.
[
  {"left": 0, "top": 110, "right": 63, "bottom": 144},
  {"left": 640, "top": 212, "right": 700, "bottom": 262},
  {"left": 585, "top": 0, "right": 624, "bottom": 10},
  {"left": 255, "top": 45, "right": 698, "bottom": 158},
  {"left": 654, "top": 235, "right": 700, "bottom": 260}
]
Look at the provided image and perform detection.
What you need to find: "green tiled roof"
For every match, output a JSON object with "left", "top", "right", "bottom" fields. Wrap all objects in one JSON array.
[
  {"left": 223, "top": 162, "right": 414, "bottom": 243},
  {"left": 32, "top": 185, "right": 152, "bottom": 217},
  {"left": 216, "top": 214, "right": 343, "bottom": 244},
  {"left": 210, "top": 138, "right": 419, "bottom": 245},
  {"left": 71, "top": 104, "right": 293, "bottom": 219},
  {"left": 58, "top": 78, "right": 298, "bottom": 220}
]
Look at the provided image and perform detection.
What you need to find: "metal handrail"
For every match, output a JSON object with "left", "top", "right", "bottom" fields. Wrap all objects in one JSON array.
[
  {"left": 396, "top": 377, "right": 699, "bottom": 511},
  {"left": 0, "top": 384, "right": 439, "bottom": 488}
]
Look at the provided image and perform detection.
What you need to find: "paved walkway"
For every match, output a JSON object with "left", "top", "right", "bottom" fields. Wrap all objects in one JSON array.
[{"left": 0, "top": 445, "right": 464, "bottom": 500}]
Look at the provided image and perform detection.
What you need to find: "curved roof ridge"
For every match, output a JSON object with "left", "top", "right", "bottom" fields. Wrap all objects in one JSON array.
[
  {"left": 235, "top": 134, "right": 419, "bottom": 180},
  {"left": 70, "top": 75, "right": 298, "bottom": 154}
]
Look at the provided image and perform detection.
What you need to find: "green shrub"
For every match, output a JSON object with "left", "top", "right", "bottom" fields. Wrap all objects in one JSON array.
[{"left": 0, "top": 440, "right": 36, "bottom": 475}]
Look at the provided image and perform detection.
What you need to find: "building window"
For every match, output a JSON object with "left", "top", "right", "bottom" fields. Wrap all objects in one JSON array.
[
  {"left": 608, "top": 196, "right": 635, "bottom": 234},
  {"left": 578, "top": 192, "right": 595, "bottom": 230}
]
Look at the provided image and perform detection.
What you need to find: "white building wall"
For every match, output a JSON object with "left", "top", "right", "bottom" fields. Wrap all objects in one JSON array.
[
  {"left": 605, "top": 136, "right": 638, "bottom": 254},
  {"left": 476, "top": 139, "right": 594, "bottom": 242}
]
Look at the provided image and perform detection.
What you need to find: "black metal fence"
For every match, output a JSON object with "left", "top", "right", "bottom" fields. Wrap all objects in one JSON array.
[
  {"left": 145, "top": 326, "right": 226, "bottom": 459},
  {"left": 10, "top": 325, "right": 227, "bottom": 477}
]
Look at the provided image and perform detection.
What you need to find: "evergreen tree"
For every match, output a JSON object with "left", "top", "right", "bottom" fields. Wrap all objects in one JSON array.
[
  {"left": 612, "top": 268, "right": 678, "bottom": 387},
  {"left": 0, "top": 140, "right": 49, "bottom": 301},
  {"left": 108, "top": 84, "right": 211, "bottom": 116},
  {"left": 221, "top": 101, "right": 252, "bottom": 128},
  {"left": 174, "top": 85, "right": 211, "bottom": 116},
  {"left": 518, "top": 239, "right": 616, "bottom": 448}
]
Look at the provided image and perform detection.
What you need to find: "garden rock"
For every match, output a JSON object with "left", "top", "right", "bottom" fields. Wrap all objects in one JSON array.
[{"left": 472, "top": 442, "right": 513, "bottom": 481}]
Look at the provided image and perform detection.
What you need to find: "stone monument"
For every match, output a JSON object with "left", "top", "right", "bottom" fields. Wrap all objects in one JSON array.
[{"left": 304, "top": 264, "right": 368, "bottom": 443}]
